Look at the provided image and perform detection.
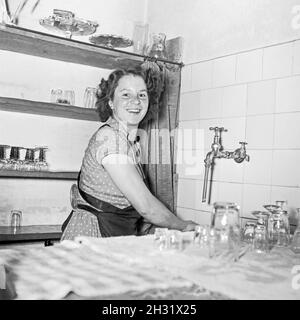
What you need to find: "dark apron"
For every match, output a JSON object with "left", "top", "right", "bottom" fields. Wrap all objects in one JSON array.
[{"left": 61, "top": 171, "right": 150, "bottom": 237}]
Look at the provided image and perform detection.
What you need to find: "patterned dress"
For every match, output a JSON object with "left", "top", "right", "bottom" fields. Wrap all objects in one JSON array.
[{"left": 61, "top": 117, "right": 144, "bottom": 241}]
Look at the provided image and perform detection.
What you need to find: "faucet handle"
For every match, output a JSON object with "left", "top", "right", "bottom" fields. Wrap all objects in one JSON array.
[
  {"left": 239, "top": 141, "right": 248, "bottom": 148},
  {"left": 209, "top": 127, "right": 227, "bottom": 134}
]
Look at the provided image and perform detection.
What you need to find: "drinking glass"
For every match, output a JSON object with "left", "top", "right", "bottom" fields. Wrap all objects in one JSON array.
[
  {"left": 210, "top": 202, "right": 241, "bottom": 261},
  {"left": 269, "top": 211, "right": 290, "bottom": 247},
  {"left": 154, "top": 227, "right": 168, "bottom": 250},
  {"left": 50, "top": 89, "right": 63, "bottom": 103},
  {"left": 35, "top": 147, "right": 49, "bottom": 171},
  {"left": 0, "top": 145, "right": 10, "bottom": 170},
  {"left": 147, "top": 33, "right": 167, "bottom": 59},
  {"left": 62, "top": 90, "right": 75, "bottom": 105},
  {"left": 83, "top": 87, "right": 97, "bottom": 109},
  {"left": 193, "top": 224, "right": 210, "bottom": 247},
  {"left": 242, "top": 221, "right": 256, "bottom": 246},
  {"left": 24, "top": 148, "right": 35, "bottom": 171},
  {"left": 10, "top": 210, "right": 22, "bottom": 234},
  {"left": 8, "top": 146, "right": 21, "bottom": 170},
  {"left": 132, "top": 21, "right": 149, "bottom": 54},
  {"left": 253, "top": 222, "right": 269, "bottom": 253},
  {"left": 291, "top": 208, "right": 300, "bottom": 254}
]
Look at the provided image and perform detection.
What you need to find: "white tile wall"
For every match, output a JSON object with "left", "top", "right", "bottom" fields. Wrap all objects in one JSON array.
[
  {"left": 246, "top": 114, "right": 274, "bottom": 149},
  {"left": 218, "top": 117, "right": 246, "bottom": 150},
  {"left": 218, "top": 182, "right": 243, "bottom": 205},
  {"left": 199, "top": 88, "right": 223, "bottom": 119},
  {"left": 212, "top": 55, "right": 236, "bottom": 87},
  {"left": 243, "top": 150, "right": 273, "bottom": 185},
  {"left": 191, "top": 60, "right": 213, "bottom": 91},
  {"left": 274, "top": 113, "right": 300, "bottom": 149},
  {"left": 275, "top": 76, "right": 300, "bottom": 113},
  {"left": 177, "top": 41, "right": 300, "bottom": 223},
  {"left": 247, "top": 80, "right": 275, "bottom": 115},
  {"left": 236, "top": 49, "right": 263, "bottom": 83},
  {"left": 179, "top": 91, "right": 201, "bottom": 121},
  {"left": 262, "top": 43, "right": 293, "bottom": 79},
  {"left": 272, "top": 150, "right": 300, "bottom": 187},
  {"left": 242, "top": 184, "right": 271, "bottom": 218},
  {"left": 222, "top": 84, "right": 247, "bottom": 118},
  {"left": 292, "top": 40, "right": 300, "bottom": 75},
  {"left": 181, "top": 65, "right": 192, "bottom": 93}
]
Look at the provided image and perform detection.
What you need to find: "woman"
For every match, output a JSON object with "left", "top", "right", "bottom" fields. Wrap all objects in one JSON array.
[{"left": 61, "top": 67, "right": 197, "bottom": 240}]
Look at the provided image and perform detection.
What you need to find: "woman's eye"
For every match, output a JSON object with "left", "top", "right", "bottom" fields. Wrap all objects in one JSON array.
[
  {"left": 122, "top": 93, "right": 130, "bottom": 98},
  {"left": 139, "top": 93, "right": 148, "bottom": 99}
]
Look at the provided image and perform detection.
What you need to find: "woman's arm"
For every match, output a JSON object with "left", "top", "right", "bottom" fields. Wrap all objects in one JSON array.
[{"left": 102, "top": 154, "right": 197, "bottom": 231}]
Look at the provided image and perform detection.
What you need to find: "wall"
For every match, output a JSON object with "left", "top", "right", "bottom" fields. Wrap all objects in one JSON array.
[
  {"left": 147, "top": 0, "right": 300, "bottom": 225},
  {"left": 0, "top": 0, "right": 147, "bottom": 226}
]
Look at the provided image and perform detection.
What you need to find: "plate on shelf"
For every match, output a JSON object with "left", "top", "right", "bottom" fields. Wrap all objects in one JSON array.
[
  {"left": 39, "top": 10, "right": 98, "bottom": 38},
  {"left": 89, "top": 34, "right": 133, "bottom": 48}
]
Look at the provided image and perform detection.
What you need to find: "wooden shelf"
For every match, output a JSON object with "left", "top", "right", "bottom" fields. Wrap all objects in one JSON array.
[
  {"left": 0, "top": 170, "right": 78, "bottom": 180},
  {"left": 0, "top": 24, "right": 182, "bottom": 69},
  {"left": 0, "top": 96, "right": 99, "bottom": 121}
]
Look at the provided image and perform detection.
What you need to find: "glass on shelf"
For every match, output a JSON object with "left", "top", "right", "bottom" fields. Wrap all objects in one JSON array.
[
  {"left": 0, "top": 145, "right": 10, "bottom": 170},
  {"left": 7, "top": 146, "right": 21, "bottom": 170},
  {"left": 10, "top": 210, "right": 22, "bottom": 234},
  {"left": 146, "top": 33, "right": 167, "bottom": 59},
  {"left": 132, "top": 21, "right": 149, "bottom": 54},
  {"left": 83, "top": 87, "right": 97, "bottom": 109},
  {"left": 34, "top": 146, "right": 49, "bottom": 171},
  {"left": 51, "top": 89, "right": 75, "bottom": 105},
  {"left": 24, "top": 148, "right": 36, "bottom": 171}
]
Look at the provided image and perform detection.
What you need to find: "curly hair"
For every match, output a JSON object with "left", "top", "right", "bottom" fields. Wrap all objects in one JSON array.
[{"left": 95, "top": 65, "right": 165, "bottom": 125}]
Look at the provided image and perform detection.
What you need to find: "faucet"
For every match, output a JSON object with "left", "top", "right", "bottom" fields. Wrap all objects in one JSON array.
[{"left": 202, "top": 127, "right": 250, "bottom": 203}]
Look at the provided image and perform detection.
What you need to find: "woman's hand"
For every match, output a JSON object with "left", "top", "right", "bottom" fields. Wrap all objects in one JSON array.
[{"left": 182, "top": 221, "right": 199, "bottom": 232}]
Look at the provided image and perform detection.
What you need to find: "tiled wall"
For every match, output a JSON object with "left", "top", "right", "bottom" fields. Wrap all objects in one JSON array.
[{"left": 176, "top": 39, "right": 300, "bottom": 226}]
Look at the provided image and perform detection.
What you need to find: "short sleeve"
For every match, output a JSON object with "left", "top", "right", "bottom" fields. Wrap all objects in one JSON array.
[{"left": 93, "top": 126, "right": 132, "bottom": 164}]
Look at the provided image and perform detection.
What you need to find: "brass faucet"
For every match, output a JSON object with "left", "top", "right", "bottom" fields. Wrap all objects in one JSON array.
[{"left": 202, "top": 127, "right": 250, "bottom": 203}]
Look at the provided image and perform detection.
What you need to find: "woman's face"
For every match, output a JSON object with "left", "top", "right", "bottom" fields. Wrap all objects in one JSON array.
[{"left": 110, "top": 74, "right": 149, "bottom": 126}]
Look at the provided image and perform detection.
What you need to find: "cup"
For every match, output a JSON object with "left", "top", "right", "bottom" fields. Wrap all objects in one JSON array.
[
  {"left": 147, "top": 32, "right": 167, "bottom": 59},
  {"left": 83, "top": 87, "right": 97, "bottom": 109},
  {"left": 194, "top": 224, "right": 210, "bottom": 247},
  {"left": 10, "top": 210, "right": 22, "bottom": 234},
  {"left": 132, "top": 21, "right": 149, "bottom": 54},
  {"left": 242, "top": 221, "right": 256, "bottom": 246},
  {"left": 253, "top": 223, "right": 269, "bottom": 253},
  {"left": 210, "top": 202, "right": 241, "bottom": 261},
  {"left": 154, "top": 227, "right": 168, "bottom": 250},
  {"left": 50, "top": 89, "right": 63, "bottom": 103},
  {"left": 62, "top": 90, "right": 75, "bottom": 105}
]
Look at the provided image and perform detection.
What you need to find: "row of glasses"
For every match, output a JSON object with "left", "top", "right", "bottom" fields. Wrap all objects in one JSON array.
[{"left": 0, "top": 145, "right": 48, "bottom": 171}]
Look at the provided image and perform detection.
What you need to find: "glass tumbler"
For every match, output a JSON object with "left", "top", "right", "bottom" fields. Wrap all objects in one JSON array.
[
  {"left": 50, "top": 89, "right": 63, "bottom": 103},
  {"left": 253, "top": 221, "right": 269, "bottom": 253},
  {"left": 83, "top": 87, "right": 97, "bottom": 109},
  {"left": 210, "top": 202, "right": 241, "bottom": 261},
  {"left": 242, "top": 221, "right": 256, "bottom": 246},
  {"left": 291, "top": 208, "right": 300, "bottom": 254},
  {"left": 132, "top": 21, "right": 149, "bottom": 54},
  {"left": 10, "top": 210, "right": 22, "bottom": 234},
  {"left": 194, "top": 225, "right": 210, "bottom": 247}
]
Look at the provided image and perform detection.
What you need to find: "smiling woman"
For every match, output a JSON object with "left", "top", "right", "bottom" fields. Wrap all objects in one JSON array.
[{"left": 60, "top": 67, "right": 198, "bottom": 240}]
